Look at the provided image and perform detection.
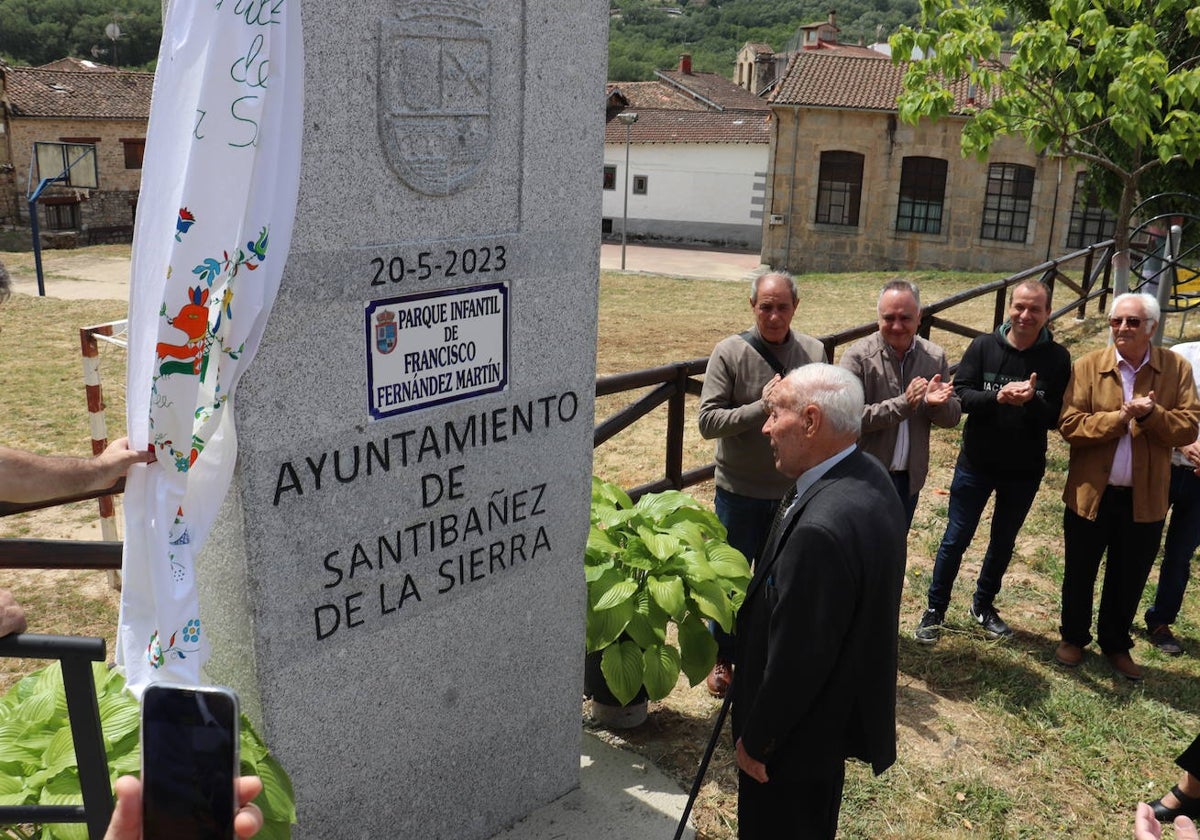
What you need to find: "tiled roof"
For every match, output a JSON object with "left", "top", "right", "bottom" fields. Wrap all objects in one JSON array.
[
  {"left": 3, "top": 65, "right": 152, "bottom": 119},
  {"left": 743, "top": 42, "right": 774, "bottom": 55},
  {"left": 604, "top": 108, "right": 769, "bottom": 145},
  {"left": 655, "top": 68, "right": 772, "bottom": 111},
  {"left": 38, "top": 57, "right": 116, "bottom": 72},
  {"left": 771, "top": 52, "right": 986, "bottom": 113},
  {"left": 800, "top": 42, "right": 890, "bottom": 58},
  {"left": 605, "top": 82, "right": 708, "bottom": 112}
]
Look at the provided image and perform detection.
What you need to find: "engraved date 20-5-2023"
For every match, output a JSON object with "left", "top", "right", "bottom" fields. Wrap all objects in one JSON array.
[{"left": 370, "top": 245, "right": 508, "bottom": 287}]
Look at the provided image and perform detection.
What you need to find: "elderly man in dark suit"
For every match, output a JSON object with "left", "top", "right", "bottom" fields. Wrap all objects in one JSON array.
[{"left": 732, "top": 363, "right": 907, "bottom": 839}]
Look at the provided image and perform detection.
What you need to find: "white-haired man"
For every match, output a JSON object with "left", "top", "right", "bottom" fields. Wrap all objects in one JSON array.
[
  {"left": 1057, "top": 293, "right": 1200, "bottom": 680},
  {"left": 732, "top": 364, "right": 905, "bottom": 838}
]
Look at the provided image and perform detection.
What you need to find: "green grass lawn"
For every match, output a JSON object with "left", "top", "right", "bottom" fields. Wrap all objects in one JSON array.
[{"left": 594, "top": 270, "right": 1200, "bottom": 839}]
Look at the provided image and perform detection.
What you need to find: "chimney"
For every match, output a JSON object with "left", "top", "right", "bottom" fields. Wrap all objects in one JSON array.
[
  {"left": 679, "top": 53, "right": 692, "bottom": 75},
  {"left": 828, "top": 9, "right": 837, "bottom": 26}
]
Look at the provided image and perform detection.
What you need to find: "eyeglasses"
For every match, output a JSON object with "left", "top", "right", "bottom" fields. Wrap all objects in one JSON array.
[{"left": 1109, "top": 316, "right": 1144, "bottom": 329}]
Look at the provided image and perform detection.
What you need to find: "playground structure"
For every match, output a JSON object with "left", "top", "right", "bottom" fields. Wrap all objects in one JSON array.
[
  {"left": 79, "top": 319, "right": 128, "bottom": 588},
  {"left": 1127, "top": 193, "right": 1200, "bottom": 341},
  {"left": 27, "top": 142, "right": 99, "bottom": 296}
]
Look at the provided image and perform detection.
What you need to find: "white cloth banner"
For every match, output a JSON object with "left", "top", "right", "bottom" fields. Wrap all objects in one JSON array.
[{"left": 119, "top": 1, "right": 303, "bottom": 694}]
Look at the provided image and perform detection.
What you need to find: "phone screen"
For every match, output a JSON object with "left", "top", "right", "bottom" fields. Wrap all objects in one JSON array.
[{"left": 141, "top": 685, "right": 239, "bottom": 840}]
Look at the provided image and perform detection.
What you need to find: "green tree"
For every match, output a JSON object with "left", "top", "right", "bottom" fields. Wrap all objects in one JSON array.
[
  {"left": 892, "top": 0, "right": 1200, "bottom": 291},
  {"left": 0, "top": 0, "right": 162, "bottom": 69},
  {"left": 607, "top": 0, "right": 920, "bottom": 81},
  {"left": 1006, "top": 0, "right": 1200, "bottom": 218}
]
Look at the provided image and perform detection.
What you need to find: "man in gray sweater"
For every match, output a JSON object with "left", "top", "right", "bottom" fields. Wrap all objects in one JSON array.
[{"left": 698, "top": 272, "right": 826, "bottom": 697}]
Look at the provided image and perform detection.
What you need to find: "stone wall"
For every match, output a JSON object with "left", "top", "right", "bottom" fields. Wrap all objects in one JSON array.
[
  {"left": 195, "top": 2, "right": 607, "bottom": 837},
  {"left": 4, "top": 116, "right": 145, "bottom": 236}
]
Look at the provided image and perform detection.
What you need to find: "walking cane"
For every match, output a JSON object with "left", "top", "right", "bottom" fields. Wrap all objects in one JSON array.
[{"left": 672, "top": 690, "right": 733, "bottom": 840}]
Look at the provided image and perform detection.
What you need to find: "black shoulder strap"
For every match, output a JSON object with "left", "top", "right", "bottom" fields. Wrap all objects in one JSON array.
[{"left": 739, "top": 330, "right": 786, "bottom": 377}]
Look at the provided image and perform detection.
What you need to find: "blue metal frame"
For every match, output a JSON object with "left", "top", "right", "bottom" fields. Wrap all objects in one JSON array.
[{"left": 26, "top": 144, "right": 98, "bottom": 297}]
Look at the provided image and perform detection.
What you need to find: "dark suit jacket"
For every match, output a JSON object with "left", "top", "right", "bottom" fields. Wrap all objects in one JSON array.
[{"left": 732, "top": 447, "right": 907, "bottom": 780}]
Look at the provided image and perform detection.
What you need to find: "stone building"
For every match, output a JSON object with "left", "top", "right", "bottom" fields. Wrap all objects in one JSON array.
[
  {"left": 0, "top": 59, "right": 152, "bottom": 243},
  {"left": 734, "top": 42, "right": 778, "bottom": 97},
  {"left": 604, "top": 55, "right": 771, "bottom": 250},
  {"left": 735, "top": 12, "right": 886, "bottom": 98},
  {"left": 762, "top": 51, "right": 1115, "bottom": 274}
]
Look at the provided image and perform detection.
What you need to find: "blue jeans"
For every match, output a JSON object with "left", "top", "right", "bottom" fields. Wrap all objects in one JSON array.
[
  {"left": 927, "top": 462, "right": 1042, "bottom": 613},
  {"left": 889, "top": 470, "right": 919, "bottom": 528},
  {"left": 711, "top": 486, "right": 780, "bottom": 660},
  {"left": 1146, "top": 465, "right": 1200, "bottom": 627}
]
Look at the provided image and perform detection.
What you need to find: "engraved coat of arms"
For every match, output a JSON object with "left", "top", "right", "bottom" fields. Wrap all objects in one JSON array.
[{"left": 379, "top": 2, "right": 493, "bottom": 196}]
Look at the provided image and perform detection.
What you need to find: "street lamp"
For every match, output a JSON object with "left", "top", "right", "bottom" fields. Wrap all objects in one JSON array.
[{"left": 617, "top": 112, "right": 638, "bottom": 270}]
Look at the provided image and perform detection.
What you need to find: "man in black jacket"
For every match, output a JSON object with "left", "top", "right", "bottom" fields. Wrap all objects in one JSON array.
[
  {"left": 914, "top": 280, "right": 1072, "bottom": 644},
  {"left": 733, "top": 364, "right": 906, "bottom": 839}
]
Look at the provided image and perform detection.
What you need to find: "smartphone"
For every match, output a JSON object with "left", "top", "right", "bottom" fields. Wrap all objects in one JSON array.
[{"left": 140, "top": 684, "right": 240, "bottom": 840}]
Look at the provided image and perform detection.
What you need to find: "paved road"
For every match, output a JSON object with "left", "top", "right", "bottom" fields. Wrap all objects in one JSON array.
[
  {"left": 601, "top": 241, "right": 764, "bottom": 282},
  {"left": 2, "top": 241, "right": 764, "bottom": 302},
  {"left": 3, "top": 250, "right": 132, "bottom": 301}
]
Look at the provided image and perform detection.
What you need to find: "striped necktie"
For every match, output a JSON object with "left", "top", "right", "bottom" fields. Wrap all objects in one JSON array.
[{"left": 758, "top": 484, "right": 799, "bottom": 563}]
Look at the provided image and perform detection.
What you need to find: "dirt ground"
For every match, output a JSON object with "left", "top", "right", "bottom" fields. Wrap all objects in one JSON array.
[
  {"left": 2, "top": 247, "right": 133, "bottom": 301},
  {"left": 581, "top": 625, "right": 997, "bottom": 839}
]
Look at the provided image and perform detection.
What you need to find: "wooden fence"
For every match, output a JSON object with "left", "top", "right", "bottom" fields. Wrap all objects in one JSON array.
[
  {"left": 0, "top": 240, "right": 1117, "bottom": 530},
  {"left": 0, "top": 236, "right": 1136, "bottom": 837},
  {"left": 595, "top": 239, "right": 1117, "bottom": 500}
]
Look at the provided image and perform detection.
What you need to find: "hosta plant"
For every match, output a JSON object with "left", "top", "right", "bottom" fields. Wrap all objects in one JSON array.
[
  {"left": 586, "top": 476, "right": 752, "bottom": 706},
  {"left": 0, "top": 662, "right": 296, "bottom": 840}
]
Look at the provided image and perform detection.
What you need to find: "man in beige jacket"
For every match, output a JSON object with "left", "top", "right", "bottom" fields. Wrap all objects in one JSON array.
[{"left": 1057, "top": 292, "right": 1200, "bottom": 680}]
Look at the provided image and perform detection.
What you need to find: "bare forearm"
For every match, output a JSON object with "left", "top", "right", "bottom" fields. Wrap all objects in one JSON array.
[
  {"left": 0, "top": 448, "right": 114, "bottom": 502},
  {"left": 0, "top": 439, "right": 153, "bottom": 504}
]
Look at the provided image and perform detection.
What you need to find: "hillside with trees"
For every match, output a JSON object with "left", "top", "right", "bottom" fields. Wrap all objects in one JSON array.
[
  {"left": 1, "top": 1, "right": 921, "bottom": 80},
  {"left": 0, "top": 0, "right": 162, "bottom": 70},
  {"left": 608, "top": 0, "right": 926, "bottom": 80}
]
